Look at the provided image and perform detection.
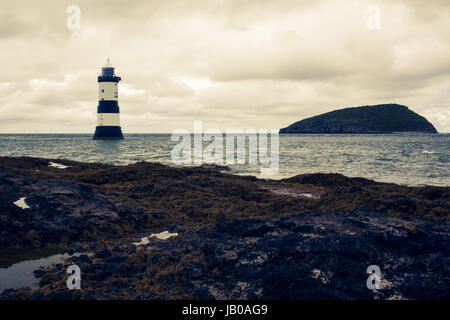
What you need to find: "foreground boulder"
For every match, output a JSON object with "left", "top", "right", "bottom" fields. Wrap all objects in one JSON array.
[{"left": 0, "top": 169, "right": 156, "bottom": 249}]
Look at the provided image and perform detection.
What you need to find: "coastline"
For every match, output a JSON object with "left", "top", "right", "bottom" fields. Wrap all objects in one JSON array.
[{"left": 0, "top": 156, "right": 448, "bottom": 300}]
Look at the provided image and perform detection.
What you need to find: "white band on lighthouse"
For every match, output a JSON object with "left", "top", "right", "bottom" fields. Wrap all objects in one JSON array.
[
  {"left": 98, "top": 82, "right": 118, "bottom": 101},
  {"left": 97, "top": 113, "right": 120, "bottom": 126}
]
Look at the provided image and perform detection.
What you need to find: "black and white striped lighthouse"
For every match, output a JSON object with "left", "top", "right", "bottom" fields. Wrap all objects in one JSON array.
[{"left": 93, "top": 59, "right": 124, "bottom": 140}]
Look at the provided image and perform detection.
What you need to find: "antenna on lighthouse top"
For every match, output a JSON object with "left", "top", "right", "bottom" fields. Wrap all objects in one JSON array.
[{"left": 104, "top": 57, "right": 113, "bottom": 68}]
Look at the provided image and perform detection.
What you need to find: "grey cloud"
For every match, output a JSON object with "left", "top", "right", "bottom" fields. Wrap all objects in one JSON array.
[{"left": 0, "top": 0, "right": 449, "bottom": 133}]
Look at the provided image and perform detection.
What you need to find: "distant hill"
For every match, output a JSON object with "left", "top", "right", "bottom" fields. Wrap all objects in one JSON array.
[{"left": 279, "top": 104, "right": 438, "bottom": 134}]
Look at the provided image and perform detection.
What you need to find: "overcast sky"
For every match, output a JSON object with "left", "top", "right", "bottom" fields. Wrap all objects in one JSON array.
[{"left": 0, "top": 0, "right": 449, "bottom": 133}]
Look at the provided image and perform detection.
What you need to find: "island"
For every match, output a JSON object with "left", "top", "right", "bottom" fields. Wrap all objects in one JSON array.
[{"left": 279, "top": 104, "right": 438, "bottom": 134}]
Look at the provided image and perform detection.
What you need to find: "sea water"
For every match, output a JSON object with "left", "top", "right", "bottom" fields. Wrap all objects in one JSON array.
[{"left": 0, "top": 133, "right": 448, "bottom": 186}]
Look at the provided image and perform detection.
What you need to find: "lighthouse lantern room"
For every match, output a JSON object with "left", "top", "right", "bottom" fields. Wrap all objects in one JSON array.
[{"left": 93, "top": 59, "right": 124, "bottom": 140}]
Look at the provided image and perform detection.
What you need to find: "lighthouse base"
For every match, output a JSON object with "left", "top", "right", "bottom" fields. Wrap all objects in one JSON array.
[{"left": 93, "top": 126, "right": 124, "bottom": 140}]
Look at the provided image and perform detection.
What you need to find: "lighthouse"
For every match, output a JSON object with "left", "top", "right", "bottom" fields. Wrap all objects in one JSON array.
[{"left": 93, "top": 59, "right": 124, "bottom": 140}]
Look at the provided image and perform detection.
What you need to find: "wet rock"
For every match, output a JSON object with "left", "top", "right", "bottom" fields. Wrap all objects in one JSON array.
[
  {"left": 30, "top": 291, "right": 46, "bottom": 300},
  {"left": 105, "top": 256, "right": 126, "bottom": 263},
  {"left": 77, "top": 254, "right": 92, "bottom": 264},
  {"left": 0, "top": 289, "right": 19, "bottom": 300},
  {"left": 70, "top": 245, "right": 83, "bottom": 252},
  {"left": 199, "top": 163, "right": 231, "bottom": 171},
  {"left": 96, "top": 247, "right": 112, "bottom": 258},
  {"left": 0, "top": 157, "right": 448, "bottom": 300},
  {"left": 0, "top": 168, "right": 156, "bottom": 249},
  {"left": 33, "top": 269, "right": 45, "bottom": 278},
  {"left": 48, "top": 289, "right": 81, "bottom": 300}
]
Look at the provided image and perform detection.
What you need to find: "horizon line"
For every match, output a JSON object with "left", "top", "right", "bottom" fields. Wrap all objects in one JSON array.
[{"left": 0, "top": 132, "right": 449, "bottom": 134}]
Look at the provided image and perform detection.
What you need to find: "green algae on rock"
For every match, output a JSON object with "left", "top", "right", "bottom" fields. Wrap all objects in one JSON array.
[
  {"left": 0, "top": 156, "right": 448, "bottom": 300},
  {"left": 0, "top": 156, "right": 448, "bottom": 251}
]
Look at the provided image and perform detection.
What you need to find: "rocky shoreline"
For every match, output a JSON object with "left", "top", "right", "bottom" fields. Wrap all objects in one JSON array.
[{"left": 0, "top": 157, "right": 448, "bottom": 299}]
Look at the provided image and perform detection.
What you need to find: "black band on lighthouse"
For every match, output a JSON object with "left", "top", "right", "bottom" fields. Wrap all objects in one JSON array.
[
  {"left": 93, "top": 126, "right": 124, "bottom": 140},
  {"left": 98, "top": 100, "right": 120, "bottom": 113},
  {"left": 98, "top": 75, "right": 121, "bottom": 83}
]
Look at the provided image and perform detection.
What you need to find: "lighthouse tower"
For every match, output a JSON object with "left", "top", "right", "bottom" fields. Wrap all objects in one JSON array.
[{"left": 93, "top": 59, "right": 124, "bottom": 140}]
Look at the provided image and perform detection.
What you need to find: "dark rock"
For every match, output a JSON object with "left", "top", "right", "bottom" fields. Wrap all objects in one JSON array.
[
  {"left": 105, "top": 255, "right": 127, "bottom": 263},
  {"left": 89, "top": 243, "right": 99, "bottom": 250},
  {"left": 96, "top": 247, "right": 112, "bottom": 258},
  {"left": 77, "top": 254, "right": 92, "bottom": 264},
  {"left": 70, "top": 245, "right": 83, "bottom": 252},
  {"left": 106, "top": 263, "right": 126, "bottom": 275},
  {"left": 193, "top": 287, "right": 215, "bottom": 300},
  {"left": 0, "top": 157, "right": 448, "bottom": 300},
  {"left": 48, "top": 289, "right": 81, "bottom": 300},
  {"left": 33, "top": 269, "right": 45, "bottom": 278},
  {"left": 131, "top": 265, "right": 145, "bottom": 274},
  {"left": 85, "top": 263, "right": 105, "bottom": 275},
  {"left": 0, "top": 289, "right": 18, "bottom": 300},
  {"left": 30, "top": 291, "right": 46, "bottom": 300},
  {"left": 199, "top": 163, "right": 231, "bottom": 171}
]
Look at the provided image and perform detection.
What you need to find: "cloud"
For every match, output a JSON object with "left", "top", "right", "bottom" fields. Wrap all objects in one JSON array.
[{"left": 0, "top": 0, "right": 449, "bottom": 133}]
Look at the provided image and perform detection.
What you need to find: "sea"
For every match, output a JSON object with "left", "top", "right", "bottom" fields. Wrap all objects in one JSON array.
[{"left": 0, "top": 133, "right": 448, "bottom": 187}]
